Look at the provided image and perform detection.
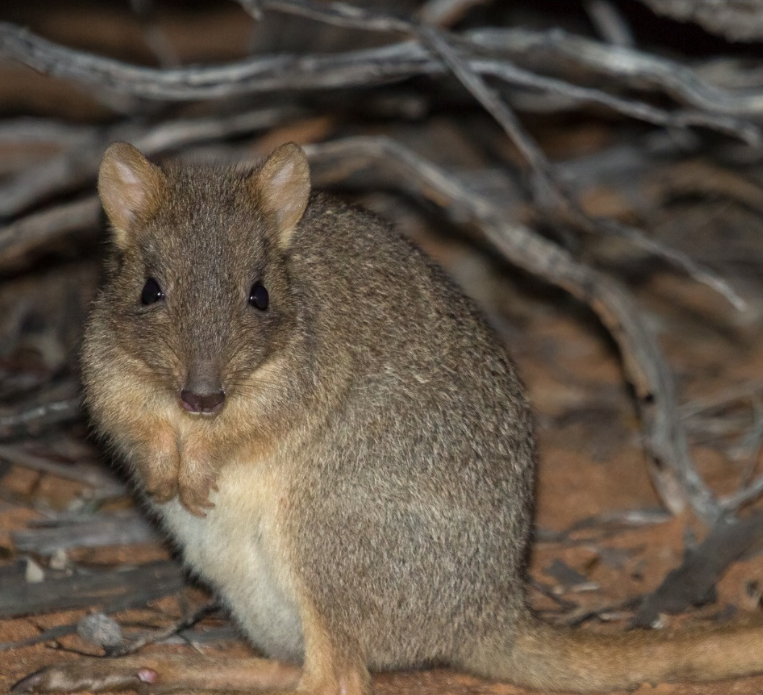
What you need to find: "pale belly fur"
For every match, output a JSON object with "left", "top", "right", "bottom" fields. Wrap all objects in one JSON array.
[{"left": 156, "top": 460, "right": 305, "bottom": 663}]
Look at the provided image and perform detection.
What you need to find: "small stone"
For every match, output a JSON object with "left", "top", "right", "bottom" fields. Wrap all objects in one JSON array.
[
  {"left": 25, "top": 557, "right": 45, "bottom": 583},
  {"left": 77, "top": 612, "right": 123, "bottom": 650},
  {"left": 49, "top": 548, "right": 70, "bottom": 571}
]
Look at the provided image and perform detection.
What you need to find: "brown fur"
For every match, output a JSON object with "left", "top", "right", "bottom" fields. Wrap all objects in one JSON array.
[{"left": 14, "top": 142, "right": 763, "bottom": 695}]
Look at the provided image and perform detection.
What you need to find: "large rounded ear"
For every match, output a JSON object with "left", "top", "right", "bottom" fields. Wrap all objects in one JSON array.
[
  {"left": 252, "top": 143, "right": 311, "bottom": 249},
  {"left": 98, "top": 142, "right": 166, "bottom": 250}
]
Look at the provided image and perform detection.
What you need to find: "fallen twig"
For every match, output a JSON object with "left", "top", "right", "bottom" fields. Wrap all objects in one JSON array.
[
  {"left": 734, "top": 398, "right": 763, "bottom": 487},
  {"left": 12, "top": 512, "right": 159, "bottom": 555},
  {"left": 584, "top": 0, "right": 635, "bottom": 47},
  {"left": 110, "top": 601, "right": 219, "bottom": 657},
  {"left": 0, "top": 443, "right": 124, "bottom": 496},
  {"left": 630, "top": 514, "right": 763, "bottom": 627},
  {"left": 0, "top": 623, "right": 77, "bottom": 653},
  {"left": 561, "top": 597, "right": 641, "bottom": 627},
  {"left": 0, "top": 560, "right": 185, "bottom": 619},
  {"left": 0, "top": 397, "right": 82, "bottom": 441},
  {"left": 721, "top": 476, "right": 763, "bottom": 513}
]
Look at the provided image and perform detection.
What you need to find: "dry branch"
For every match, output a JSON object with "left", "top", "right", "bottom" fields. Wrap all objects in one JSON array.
[
  {"left": 0, "top": 396, "right": 81, "bottom": 440},
  {"left": 414, "top": 24, "right": 744, "bottom": 310},
  {"left": 0, "top": 118, "right": 94, "bottom": 148},
  {"left": 469, "top": 28, "right": 763, "bottom": 119},
  {"left": 0, "top": 106, "right": 301, "bottom": 217},
  {"left": 12, "top": 513, "right": 159, "bottom": 556},
  {"left": 630, "top": 514, "right": 763, "bottom": 628},
  {"left": 418, "top": 0, "right": 487, "bottom": 28},
  {"left": 0, "top": 624, "right": 77, "bottom": 653},
  {"left": 109, "top": 601, "right": 219, "bottom": 657},
  {"left": 0, "top": 197, "right": 100, "bottom": 269},
  {"left": 238, "top": 1, "right": 749, "bottom": 314},
  {"left": 584, "top": 0, "right": 635, "bottom": 47},
  {"left": 2, "top": 20, "right": 763, "bottom": 132},
  {"left": 0, "top": 610, "right": 234, "bottom": 653},
  {"left": 0, "top": 444, "right": 124, "bottom": 496},
  {"left": 638, "top": 0, "right": 763, "bottom": 42},
  {"left": 0, "top": 560, "right": 185, "bottom": 619},
  {"left": 722, "top": 477, "right": 763, "bottom": 513}
]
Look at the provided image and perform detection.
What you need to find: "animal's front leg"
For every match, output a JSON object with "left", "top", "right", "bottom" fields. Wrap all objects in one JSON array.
[
  {"left": 127, "top": 423, "right": 180, "bottom": 504},
  {"left": 177, "top": 435, "right": 220, "bottom": 517}
]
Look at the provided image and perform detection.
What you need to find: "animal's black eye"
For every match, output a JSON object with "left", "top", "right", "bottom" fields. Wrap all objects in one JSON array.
[
  {"left": 249, "top": 283, "right": 269, "bottom": 311},
  {"left": 141, "top": 278, "right": 164, "bottom": 305}
]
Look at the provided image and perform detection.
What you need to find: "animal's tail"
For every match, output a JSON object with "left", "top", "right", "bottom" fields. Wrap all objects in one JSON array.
[{"left": 466, "top": 614, "right": 763, "bottom": 692}]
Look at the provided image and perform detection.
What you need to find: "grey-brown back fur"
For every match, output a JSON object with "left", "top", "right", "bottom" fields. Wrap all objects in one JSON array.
[{"left": 260, "top": 193, "right": 537, "bottom": 667}]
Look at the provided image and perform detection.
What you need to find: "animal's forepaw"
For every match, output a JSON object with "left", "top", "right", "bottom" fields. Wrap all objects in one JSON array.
[
  {"left": 179, "top": 483, "right": 216, "bottom": 517},
  {"left": 12, "top": 660, "right": 158, "bottom": 693},
  {"left": 178, "top": 461, "right": 218, "bottom": 517},
  {"left": 178, "top": 474, "right": 217, "bottom": 517},
  {"left": 145, "top": 477, "right": 178, "bottom": 504},
  {"left": 140, "top": 451, "right": 180, "bottom": 504}
]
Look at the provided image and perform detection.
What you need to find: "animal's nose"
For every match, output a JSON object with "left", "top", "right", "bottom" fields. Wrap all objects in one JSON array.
[{"left": 180, "top": 388, "right": 226, "bottom": 415}]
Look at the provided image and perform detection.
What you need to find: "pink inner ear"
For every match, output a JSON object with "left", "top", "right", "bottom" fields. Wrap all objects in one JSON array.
[
  {"left": 270, "top": 160, "right": 297, "bottom": 190},
  {"left": 115, "top": 160, "right": 144, "bottom": 195},
  {"left": 257, "top": 147, "right": 311, "bottom": 246},
  {"left": 262, "top": 156, "right": 307, "bottom": 210},
  {"left": 114, "top": 161, "right": 148, "bottom": 223},
  {"left": 98, "top": 143, "right": 165, "bottom": 240}
]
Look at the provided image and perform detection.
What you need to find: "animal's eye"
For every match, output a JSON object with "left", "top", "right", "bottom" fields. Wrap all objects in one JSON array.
[
  {"left": 141, "top": 278, "right": 164, "bottom": 305},
  {"left": 249, "top": 283, "right": 269, "bottom": 311}
]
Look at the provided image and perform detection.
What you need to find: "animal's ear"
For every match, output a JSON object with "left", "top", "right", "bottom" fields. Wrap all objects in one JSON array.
[
  {"left": 252, "top": 143, "right": 311, "bottom": 249},
  {"left": 98, "top": 142, "right": 166, "bottom": 250}
]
